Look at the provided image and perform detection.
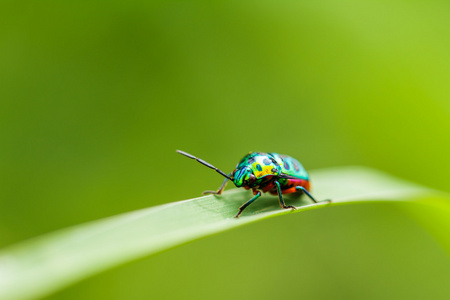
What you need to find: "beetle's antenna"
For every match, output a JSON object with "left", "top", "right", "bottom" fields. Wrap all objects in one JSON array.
[{"left": 176, "top": 150, "right": 232, "bottom": 181}]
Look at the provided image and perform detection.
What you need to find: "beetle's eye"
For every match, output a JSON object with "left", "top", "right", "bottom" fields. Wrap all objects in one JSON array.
[{"left": 248, "top": 174, "right": 256, "bottom": 184}]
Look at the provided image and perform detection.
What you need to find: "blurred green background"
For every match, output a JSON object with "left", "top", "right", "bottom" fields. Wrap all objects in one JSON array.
[{"left": 1, "top": 0, "right": 449, "bottom": 299}]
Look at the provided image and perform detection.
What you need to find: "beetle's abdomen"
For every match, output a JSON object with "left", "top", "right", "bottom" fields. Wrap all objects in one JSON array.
[{"left": 269, "top": 178, "right": 310, "bottom": 195}]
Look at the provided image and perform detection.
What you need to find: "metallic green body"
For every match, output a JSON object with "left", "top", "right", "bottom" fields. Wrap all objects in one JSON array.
[{"left": 233, "top": 152, "right": 309, "bottom": 188}]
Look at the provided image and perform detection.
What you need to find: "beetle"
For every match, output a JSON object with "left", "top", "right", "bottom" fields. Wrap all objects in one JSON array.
[{"left": 177, "top": 150, "right": 330, "bottom": 218}]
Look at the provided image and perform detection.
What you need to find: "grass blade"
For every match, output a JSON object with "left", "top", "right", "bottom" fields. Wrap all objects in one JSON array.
[{"left": 0, "top": 166, "right": 442, "bottom": 300}]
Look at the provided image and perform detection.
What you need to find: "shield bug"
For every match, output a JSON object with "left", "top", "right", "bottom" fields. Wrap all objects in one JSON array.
[{"left": 177, "top": 150, "right": 330, "bottom": 217}]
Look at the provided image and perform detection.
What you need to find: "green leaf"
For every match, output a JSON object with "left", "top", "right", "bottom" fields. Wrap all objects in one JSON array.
[{"left": 0, "top": 166, "right": 447, "bottom": 300}]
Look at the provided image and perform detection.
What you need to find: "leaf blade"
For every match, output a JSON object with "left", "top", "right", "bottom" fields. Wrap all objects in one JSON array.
[{"left": 0, "top": 166, "right": 444, "bottom": 300}]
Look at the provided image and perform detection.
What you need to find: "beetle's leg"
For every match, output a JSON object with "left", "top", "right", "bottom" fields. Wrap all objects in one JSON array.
[
  {"left": 295, "top": 186, "right": 318, "bottom": 203},
  {"left": 235, "top": 191, "right": 261, "bottom": 218},
  {"left": 203, "top": 177, "right": 229, "bottom": 195},
  {"left": 296, "top": 186, "right": 332, "bottom": 204},
  {"left": 274, "top": 181, "right": 296, "bottom": 210}
]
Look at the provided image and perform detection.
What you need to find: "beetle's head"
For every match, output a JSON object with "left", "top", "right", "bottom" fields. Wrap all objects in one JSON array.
[{"left": 232, "top": 167, "right": 257, "bottom": 188}]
